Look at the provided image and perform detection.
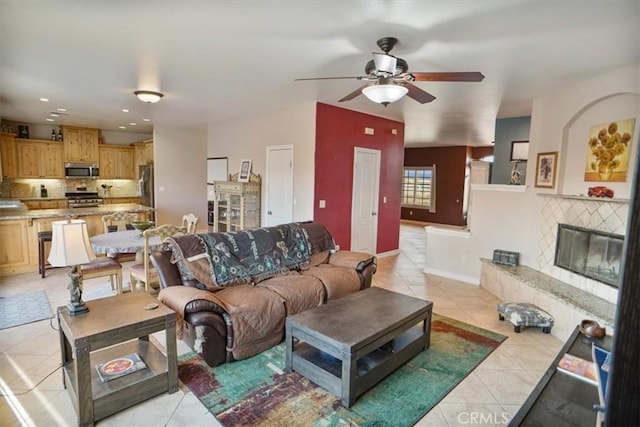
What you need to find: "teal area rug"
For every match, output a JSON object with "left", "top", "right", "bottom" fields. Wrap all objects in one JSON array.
[
  {"left": 0, "top": 290, "right": 53, "bottom": 329},
  {"left": 178, "top": 314, "right": 506, "bottom": 427}
]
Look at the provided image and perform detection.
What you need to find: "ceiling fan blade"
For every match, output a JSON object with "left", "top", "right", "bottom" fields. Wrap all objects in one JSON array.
[
  {"left": 403, "top": 83, "right": 436, "bottom": 104},
  {"left": 338, "top": 84, "right": 369, "bottom": 102},
  {"left": 410, "top": 72, "right": 485, "bottom": 82},
  {"left": 295, "top": 76, "right": 365, "bottom": 81},
  {"left": 372, "top": 53, "right": 397, "bottom": 74}
]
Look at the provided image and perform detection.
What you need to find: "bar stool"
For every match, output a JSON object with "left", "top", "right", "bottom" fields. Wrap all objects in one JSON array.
[{"left": 38, "top": 231, "right": 53, "bottom": 278}]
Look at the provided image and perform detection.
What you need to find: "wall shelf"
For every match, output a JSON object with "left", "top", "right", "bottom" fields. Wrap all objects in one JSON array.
[{"left": 537, "top": 193, "right": 629, "bottom": 204}]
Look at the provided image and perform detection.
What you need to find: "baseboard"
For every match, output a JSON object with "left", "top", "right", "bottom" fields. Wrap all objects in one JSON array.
[
  {"left": 423, "top": 266, "right": 479, "bottom": 285},
  {"left": 376, "top": 249, "right": 401, "bottom": 258}
]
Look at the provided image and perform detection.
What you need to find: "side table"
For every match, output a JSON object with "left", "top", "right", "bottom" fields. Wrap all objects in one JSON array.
[{"left": 57, "top": 292, "right": 178, "bottom": 426}]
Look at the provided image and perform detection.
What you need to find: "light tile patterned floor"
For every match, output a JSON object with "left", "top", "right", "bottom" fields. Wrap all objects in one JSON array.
[{"left": 0, "top": 223, "right": 562, "bottom": 426}]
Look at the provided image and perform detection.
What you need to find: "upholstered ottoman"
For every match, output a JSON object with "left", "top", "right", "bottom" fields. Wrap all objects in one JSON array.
[{"left": 497, "top": 302, "right": 554, "bottom": 333}]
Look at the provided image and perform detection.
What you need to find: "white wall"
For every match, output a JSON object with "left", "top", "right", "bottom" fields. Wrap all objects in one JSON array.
[
  {"left": 426, "top": 64, "right": 640, "bottom": 288},
  {"left": 207, "top": 102, "right": 317, "bottom": 224},
  {"left": 153, "top": 125, "right": 208, "bottom": 229}
]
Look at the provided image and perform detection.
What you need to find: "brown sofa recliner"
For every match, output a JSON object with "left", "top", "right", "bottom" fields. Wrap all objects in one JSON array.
[{"left": 151, "top": 221, "right": 377, "bottom": 367}]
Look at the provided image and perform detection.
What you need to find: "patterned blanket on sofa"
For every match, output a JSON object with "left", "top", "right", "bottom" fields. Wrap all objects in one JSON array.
[{"left": 166, "top": 223, "right": 312, "bottom": 290}]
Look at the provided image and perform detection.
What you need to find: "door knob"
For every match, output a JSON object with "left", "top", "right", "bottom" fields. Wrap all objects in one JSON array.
[
  {"left": 268, "top": 211, "right": 272, "bottom": 215},
  {"left": 372, "top": 212, "right": 377, "bottom": 216}
]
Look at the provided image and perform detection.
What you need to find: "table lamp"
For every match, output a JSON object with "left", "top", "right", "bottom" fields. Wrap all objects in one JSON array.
[{"left": 48, "top": 219, "right": 96, "bottom": 315}]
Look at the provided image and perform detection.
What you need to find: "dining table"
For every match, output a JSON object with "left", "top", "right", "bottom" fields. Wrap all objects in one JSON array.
[{"left": 90, "top": 229, "right": 164, "bottom": 262}]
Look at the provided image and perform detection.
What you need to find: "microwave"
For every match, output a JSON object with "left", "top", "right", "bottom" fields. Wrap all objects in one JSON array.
[{"left": 65, "top": 163, "right": 99, "bottom": 179}]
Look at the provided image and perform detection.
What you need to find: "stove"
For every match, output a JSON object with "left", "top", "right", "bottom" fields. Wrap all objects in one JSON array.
[{"left": 65, "top": 191, "right": 104, "bottom": 208}]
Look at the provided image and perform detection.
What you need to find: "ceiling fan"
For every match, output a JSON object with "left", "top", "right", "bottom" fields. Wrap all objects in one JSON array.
[{"left": 295, "top": 37, "right": 484, "bottom": 106}]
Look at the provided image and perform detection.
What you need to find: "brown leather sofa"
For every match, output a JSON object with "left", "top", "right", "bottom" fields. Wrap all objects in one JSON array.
[{"left": 151, "top": 221, "right": 377, "bottom": 367}]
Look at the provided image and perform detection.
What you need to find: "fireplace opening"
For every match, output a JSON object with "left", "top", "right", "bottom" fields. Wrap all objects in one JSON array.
[{"left": 554, "top": 224, "right": 624, "bottom": 288}]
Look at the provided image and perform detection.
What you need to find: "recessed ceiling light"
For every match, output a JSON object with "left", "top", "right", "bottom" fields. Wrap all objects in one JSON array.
[
  {"left": 122, "top": 109, "right": 129, "bottom": 113},
  {"left": 50, "top": 113, "right": 59, "bottom": 117},
  {"left": 142, "top": 118, "right": 151, "bottom": 122},
  {"left": 40, "top": 98, "right": 49, "bottom": 102},
  {"left": 129, "top": 122, "right": 136, "bottom": 126},
  {"left": 57, "top": 108, "right": 67, "bottom": 112},
  {"left": 119, "top": 126, "right": 126, "bottom": 129},
  {"left": 46, "top": 118, "right": 55, "bottom": 122}
]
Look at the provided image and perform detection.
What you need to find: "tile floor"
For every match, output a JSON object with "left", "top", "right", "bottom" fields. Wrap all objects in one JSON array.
[{"left": 0, "top": 223, "right": 563, "bottom": 426}]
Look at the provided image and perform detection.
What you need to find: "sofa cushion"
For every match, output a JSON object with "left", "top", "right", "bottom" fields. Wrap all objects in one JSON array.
[
  {"left": 257, "top": 272, "right": 325, "bottom": 316},
  {"left": 301, "top": 264, "right": 361, "bottom": 301}
]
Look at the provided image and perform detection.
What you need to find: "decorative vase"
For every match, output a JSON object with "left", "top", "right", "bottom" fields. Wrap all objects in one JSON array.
[{"left": 598, "top": 164, "right": 612, "bottom": 180}]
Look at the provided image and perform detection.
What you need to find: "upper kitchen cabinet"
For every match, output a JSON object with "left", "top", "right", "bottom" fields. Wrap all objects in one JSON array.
[
  {"left": 16, "top": 139, "right": 64, "bottom": 178},
  {"left": 0, "top": 132, "right": 18, "bottom": 179},
  {"left": 62, "top": 126, "right": 99, "bottom": 163},
  {"left": 99, "top": 145, "right": 135, "bottom": 179},
  {"left": 133, "top": 139, "right": 153, "bottom": 178}
]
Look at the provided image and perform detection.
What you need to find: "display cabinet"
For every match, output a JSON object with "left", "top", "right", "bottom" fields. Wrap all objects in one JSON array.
[{"left": 214, "top": 173, "right": 261, "bottom": 232}]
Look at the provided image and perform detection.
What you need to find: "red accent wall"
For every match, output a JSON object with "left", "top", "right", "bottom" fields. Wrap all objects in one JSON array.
[
  {"left": 314, "top": 103, "right": 404, "bottom": 253},
  {"left": 402, "top": 146, "right": 468, "bottom": 226}
]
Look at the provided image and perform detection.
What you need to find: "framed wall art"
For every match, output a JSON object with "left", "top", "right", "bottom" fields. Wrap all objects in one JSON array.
[
  {"left": 510, "top": 140, "right": 530, "bottom": 161},
  {"left": 584, "top": 119, "right": 635, "bottom": 182},
  {"left": 535, "top": 152, "right": 558, "bottom": 189},
  {"left": 238, "top": 159, "right": 252, "bottom": 182}
]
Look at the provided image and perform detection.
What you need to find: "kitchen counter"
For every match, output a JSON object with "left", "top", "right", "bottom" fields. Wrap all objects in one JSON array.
[
  {"left": 0, "top": 203, "right": 154, "bottom": 220},
  {"left": 0, "top": 203, "right": 155, "bottom": 276}
]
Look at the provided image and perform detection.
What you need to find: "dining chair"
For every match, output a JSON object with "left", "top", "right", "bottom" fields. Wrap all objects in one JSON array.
[
  {"left": 79, "top": 256, "right": 124, "bottom": 294},
  {"left": 181, "top": 213, "right": 199, "bottom": 233},
  {"left": 129, "top": 224, "right": 186, "bottom": 293},
  {"left": 101, "top": 212, "right": 139, "bottom": 262}
]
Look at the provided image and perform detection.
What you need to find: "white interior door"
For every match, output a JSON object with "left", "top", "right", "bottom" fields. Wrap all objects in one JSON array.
[
  {"left": 265, "top": 145, "right": 294, "bottom": 226},
  {"left": 351, "top": 147, "right": 380, "bottom": 253}
]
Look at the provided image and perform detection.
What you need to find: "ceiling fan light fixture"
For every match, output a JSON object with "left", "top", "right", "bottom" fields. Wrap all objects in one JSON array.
[
  {"left": 134, "top": 90, "right": 164, "bottom": 103},
  {"left": 362, "top": 84, "right": 408, "bottom": 106}
]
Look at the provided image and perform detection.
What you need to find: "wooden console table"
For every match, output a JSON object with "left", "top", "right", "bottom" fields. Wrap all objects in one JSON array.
[
  {"left": 57, "top": 292, "right": 177, "bottom": 426},
  {"left": 510, "top": 325, "right": 612, "bottom": 426}
]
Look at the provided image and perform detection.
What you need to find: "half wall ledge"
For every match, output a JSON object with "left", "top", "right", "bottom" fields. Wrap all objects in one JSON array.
[{"left": 479, "top": 258, "right": 616, "bottom": 340}]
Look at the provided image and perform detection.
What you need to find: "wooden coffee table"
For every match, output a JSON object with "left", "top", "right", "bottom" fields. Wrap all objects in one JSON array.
[
  {"left": 57, "top": 292, "right": 178, "bottom": 426},
  {"left": 285, "top": 287, "right": 433, "bottom": 407}
]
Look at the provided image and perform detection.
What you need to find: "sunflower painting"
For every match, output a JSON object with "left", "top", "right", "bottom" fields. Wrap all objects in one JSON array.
[{"left": 585, "top": 119, "right": 635, "bottom": 182}]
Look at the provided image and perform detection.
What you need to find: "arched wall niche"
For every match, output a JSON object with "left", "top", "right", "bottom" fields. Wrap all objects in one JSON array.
[{"left": 557, "top": 92, "right": 640, "bottom": 197}]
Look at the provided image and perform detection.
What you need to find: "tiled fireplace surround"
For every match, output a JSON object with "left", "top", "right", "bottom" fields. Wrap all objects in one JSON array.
[
  {"left": 537, "top": 194, "right": 628, "bottom": 304},
  {"left": 481, "top": 193, "right": 625, "bottom": 339}
]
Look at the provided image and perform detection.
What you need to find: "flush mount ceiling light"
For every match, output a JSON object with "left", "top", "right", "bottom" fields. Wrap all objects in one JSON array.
[
  {"left": 362, "top": 84, "right": 408, "bottom": 107},
  {"left": 134, "top": 90, "right": 164, "bottom": 103}
]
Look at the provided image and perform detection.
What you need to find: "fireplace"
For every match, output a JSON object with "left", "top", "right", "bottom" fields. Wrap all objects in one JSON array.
[{"left": 554, "top": 224, "right": 624, "bottom": 288}]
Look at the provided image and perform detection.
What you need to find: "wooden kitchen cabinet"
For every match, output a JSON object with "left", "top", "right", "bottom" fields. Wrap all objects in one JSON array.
[
  {"left": 0, "top": 220, "right": 30, "bottom": 274},
  {"left": 133, "top": 139, "right": 153, "bottom": 178},
  {"left": 22, "top": 199, "right": 68, "bottom": 210},
  {"left": 16, "top": 139, "right": 64, "bottom": 178},
  {"left": 1, "top": 132, "right": 18, "bottom": 179},
  {"left": 99, "top": 145, "right": 135, "bottom": 179},
  {"left": 103, "top": 197, "right": 142, "bottom": 204},
  {"left": 63, "top": 126, "right": 99, "bottom": 163}
]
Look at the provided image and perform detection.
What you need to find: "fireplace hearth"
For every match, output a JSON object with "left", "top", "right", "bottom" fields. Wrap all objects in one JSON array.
[{"left": 554, "top": 224, "right": 624, "bottom": 288}]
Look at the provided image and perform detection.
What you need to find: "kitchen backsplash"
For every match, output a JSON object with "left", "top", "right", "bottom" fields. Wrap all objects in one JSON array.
[{"left": 0, "top": 178, "right": 140, "bottom": 199}]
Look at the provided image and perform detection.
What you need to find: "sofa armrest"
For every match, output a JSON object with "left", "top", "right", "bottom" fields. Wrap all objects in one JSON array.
[{"left": 328, "top": 251, "right": 377, "bottom": 273}]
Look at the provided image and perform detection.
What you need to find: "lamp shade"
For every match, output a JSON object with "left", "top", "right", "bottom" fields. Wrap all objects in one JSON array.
[
  {"left": 48, "top": 220, "right": 96, "bottom": 267},
  {"left": 362, "top": 84, "right": 408, "bottom": 106},
  {"left": 134, "top": 90, "right": 164, "bottom": 103}
]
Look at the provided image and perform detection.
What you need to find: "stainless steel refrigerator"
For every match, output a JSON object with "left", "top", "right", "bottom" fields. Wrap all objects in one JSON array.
[{"left": 138, "top": 164, "right": 154, "bottom": 221}]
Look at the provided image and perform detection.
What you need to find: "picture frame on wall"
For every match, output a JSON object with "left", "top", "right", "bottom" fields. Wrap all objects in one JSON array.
[
  {"left": 238, "top": 159, "right": 252, "bottom": 182},
  {"left": 535, "top": 151, "right": 558, "bottom": 188},
  {"left": 510, "top": 140, "right": 530, "bottom": 161}
]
